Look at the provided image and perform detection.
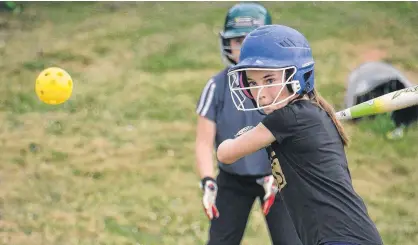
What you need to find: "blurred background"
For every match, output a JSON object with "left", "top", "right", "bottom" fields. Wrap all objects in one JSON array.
[{"left": 0, "top": 2, "right": 417, "bottom": 245}]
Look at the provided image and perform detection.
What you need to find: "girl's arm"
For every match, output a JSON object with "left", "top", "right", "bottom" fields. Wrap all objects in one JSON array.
[{"left": 217, "top": 122, "right": 275, "bottom": 164}]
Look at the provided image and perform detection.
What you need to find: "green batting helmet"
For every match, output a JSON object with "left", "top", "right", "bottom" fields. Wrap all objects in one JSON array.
[{"left": 219, "top": 3, "right": 272, "bottom": 65}]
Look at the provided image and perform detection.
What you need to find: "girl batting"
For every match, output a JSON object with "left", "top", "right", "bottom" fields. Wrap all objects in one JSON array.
[
  {"left": 195, "top": 4, "right": 302, "bottom": 245},
  {"left": 217, "top": 24, "right": 384, "bottom": 245}
]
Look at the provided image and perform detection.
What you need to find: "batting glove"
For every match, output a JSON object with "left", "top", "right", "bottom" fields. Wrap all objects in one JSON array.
[
  {"left": 200, "top": 177, "right": 220, "bottom": 220},
  {"left": 256, "top": 175, "right": 279, "bottom": 216}
]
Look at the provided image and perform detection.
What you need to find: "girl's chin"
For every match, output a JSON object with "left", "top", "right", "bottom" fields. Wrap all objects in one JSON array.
[{"left": 262, "top": 107, "right": 273, "bottom": 114}]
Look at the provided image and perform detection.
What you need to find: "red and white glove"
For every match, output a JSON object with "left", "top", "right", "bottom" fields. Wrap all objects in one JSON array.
[
  {"left": 256, "top": 175, "right": 279, "bottom": 216},
  {"left": 200, "top": 177, "right": 220, "bottom": 220}
]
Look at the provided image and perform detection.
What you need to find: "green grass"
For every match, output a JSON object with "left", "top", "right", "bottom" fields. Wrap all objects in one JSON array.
[{"left": 1, "top": 2, "right": 418, "bottom": 245}]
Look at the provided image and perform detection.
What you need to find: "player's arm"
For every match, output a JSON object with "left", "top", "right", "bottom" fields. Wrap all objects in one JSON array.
[
  {"left": 195, "top": 78, "right": 220, "bottom": 220},
  {"left": 196, "top": 114, "right": 220, "bottom": 220},
  {"left": 195, "top": 116, "right": 216, "bottom": 178},
  {"left": 217, "top": 122, "right": 275, "bottom": 164}
]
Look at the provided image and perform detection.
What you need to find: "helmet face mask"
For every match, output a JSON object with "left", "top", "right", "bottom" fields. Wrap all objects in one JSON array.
[
  {"left": 228, "top": 67, "right": 300, "bottom": 112},
  {"left": 219, "top": 35, "right": 245, "bottom": 65}
]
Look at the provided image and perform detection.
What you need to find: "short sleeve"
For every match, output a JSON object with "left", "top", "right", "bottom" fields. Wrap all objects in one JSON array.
[
  {"left": 196, "top": 78, "right": 218, "bottom": 122},
  {"left": 262, "top": 107, "right": 297, "bottom": 144}
]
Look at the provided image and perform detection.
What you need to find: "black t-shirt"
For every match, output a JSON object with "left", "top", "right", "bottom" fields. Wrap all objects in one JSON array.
[{"left": 262, "top": 100, "right": 383, "bottom": 245}]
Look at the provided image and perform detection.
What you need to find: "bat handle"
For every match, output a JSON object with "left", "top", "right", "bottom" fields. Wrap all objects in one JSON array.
[{"left": 335, "top": 109, "right": 352, "bottom": 120}]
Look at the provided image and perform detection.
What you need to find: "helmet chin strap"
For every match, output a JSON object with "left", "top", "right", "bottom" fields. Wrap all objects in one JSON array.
[{"left": 225, "top": 47, "right": 240, "bottom": 65}]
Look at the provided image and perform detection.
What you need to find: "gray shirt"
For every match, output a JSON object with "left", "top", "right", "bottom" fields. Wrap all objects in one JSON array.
[{"left": 196, "top": 68, "right": 271, "bottom": 176}]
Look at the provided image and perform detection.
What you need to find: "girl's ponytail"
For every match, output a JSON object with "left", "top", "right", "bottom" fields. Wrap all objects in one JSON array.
[{"left": 308, "top": 89, "right": 350, "bottom": 146}]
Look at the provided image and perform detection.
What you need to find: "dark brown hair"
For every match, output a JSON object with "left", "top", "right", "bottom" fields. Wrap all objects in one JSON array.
[{"left": 308, "top": 89, "right": 350, "bottom": 146}]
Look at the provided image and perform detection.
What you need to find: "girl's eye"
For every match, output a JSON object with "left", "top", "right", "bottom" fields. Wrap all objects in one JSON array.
[
  {"left": 266, "top": 79, "right": 275, "bottom": 84},
  {"left": 248, "top": 81, "right": 257, "bottom": 87}
]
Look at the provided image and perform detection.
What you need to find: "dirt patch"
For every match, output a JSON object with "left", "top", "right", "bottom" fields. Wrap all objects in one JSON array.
[
  {"left": 352, "top": 43, "right": 418, "bottom": 84},
  {"left": 340, "top": 40, "right": 418, "bottom": 85},
  {"left": 360, "top": 48, "right": 388, "bottom": 63},
  {"left": 310, "top": 39, "right": 394, "bottom": 87},
  {"left": 345, "top": 40, "right": 392, "bottom": 69}
]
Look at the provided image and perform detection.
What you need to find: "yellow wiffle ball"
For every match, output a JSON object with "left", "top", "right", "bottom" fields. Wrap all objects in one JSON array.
[{"left": 35, "top": 67, "right": 73, "bottom": 105}]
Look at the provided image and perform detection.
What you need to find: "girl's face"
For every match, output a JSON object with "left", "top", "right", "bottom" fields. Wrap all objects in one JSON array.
[
  {"left": 229, "top": 37, "right": 245, "bottom": 63},
  {"left": 246, "top": 69, "right": 294, "bottom": 114}
]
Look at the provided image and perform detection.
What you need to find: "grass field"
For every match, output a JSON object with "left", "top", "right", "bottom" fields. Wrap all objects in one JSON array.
[{"left": 1, "top": 2, "right": 418, "bottom": 245}]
